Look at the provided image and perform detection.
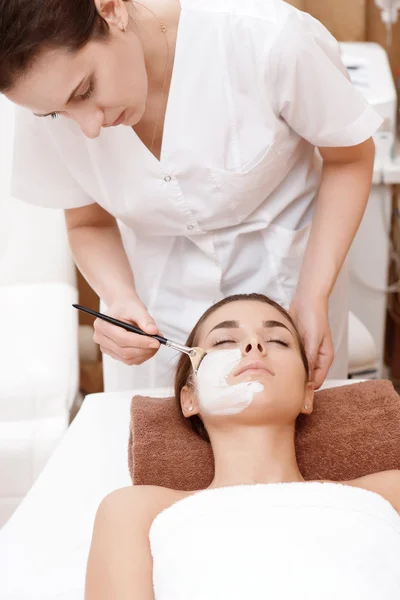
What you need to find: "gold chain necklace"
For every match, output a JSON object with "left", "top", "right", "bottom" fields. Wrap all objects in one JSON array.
[{"left": 130, "top": 2, "right": 170, "bottom": 155}]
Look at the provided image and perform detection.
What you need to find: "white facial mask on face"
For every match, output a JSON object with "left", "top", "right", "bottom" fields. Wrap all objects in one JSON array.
[{"left": 195, "top": 349, "right": 264, "bottom": 415}]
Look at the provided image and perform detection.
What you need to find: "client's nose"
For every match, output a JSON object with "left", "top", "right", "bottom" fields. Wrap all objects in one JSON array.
[{"left": 244, "top": 340, "right": 265, "bottom": 355}]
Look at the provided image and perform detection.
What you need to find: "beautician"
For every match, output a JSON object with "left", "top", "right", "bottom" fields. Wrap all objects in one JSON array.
[{"left": 1, "top": 0, "right": 381, "bottom": 391}]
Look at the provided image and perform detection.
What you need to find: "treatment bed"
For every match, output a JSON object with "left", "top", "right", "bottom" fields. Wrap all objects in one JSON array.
[{"left": 0, "top": 381, "right": 361, "bottom": 599}]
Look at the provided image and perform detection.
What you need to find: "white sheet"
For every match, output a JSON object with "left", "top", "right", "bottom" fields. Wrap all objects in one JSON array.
[
  {"left": 151, "top": 483, "right": 400, "bottom": 599},
  {"left": 0, "top": 381, "right": 359, "bottom": 599}
]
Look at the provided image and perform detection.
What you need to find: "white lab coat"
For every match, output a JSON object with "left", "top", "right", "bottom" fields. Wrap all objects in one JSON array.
[{"left": 12, "top": 0, "right": 383, "bottom": 391}]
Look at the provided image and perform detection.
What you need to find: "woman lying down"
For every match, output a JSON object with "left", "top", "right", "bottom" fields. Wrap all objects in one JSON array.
[{"left": 85, "top": 293, "right": 400, "bottom": 599}]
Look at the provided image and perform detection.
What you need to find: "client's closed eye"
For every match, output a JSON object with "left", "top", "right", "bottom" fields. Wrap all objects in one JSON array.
[
  {"left": 212, "top": 338, "right": 290, "bottom": 348},
  {"left": 212, "top": 339, "right": 237, "bottom": 347},
  {"left": 266, "top": 338, "right": 290, "bottom": 347}
]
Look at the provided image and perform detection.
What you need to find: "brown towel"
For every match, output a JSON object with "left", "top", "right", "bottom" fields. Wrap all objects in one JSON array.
[{"left": 128, "top": 380, "right": 400, "bottom": 490}]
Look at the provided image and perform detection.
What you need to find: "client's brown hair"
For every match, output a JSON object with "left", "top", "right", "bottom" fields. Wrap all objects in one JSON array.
[{"left": 174, "top": 293, "right": 310, "bottom": 442}]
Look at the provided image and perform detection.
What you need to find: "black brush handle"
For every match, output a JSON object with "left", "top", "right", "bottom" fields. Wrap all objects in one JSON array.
[{"left": 72, "top": 304, "right": 168, "bottom": 345}]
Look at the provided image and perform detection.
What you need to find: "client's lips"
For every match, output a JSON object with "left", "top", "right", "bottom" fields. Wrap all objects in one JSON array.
[{"left": 235, "top": 360, "right": 275, "bottom": 377}]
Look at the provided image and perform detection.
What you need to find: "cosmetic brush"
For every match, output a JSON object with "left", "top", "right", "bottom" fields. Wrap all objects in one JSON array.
[{"left": 72, "top": 304, "right": 207, "bottom": 372}]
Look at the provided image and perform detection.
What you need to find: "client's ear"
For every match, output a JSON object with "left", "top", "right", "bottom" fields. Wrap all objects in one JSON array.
[
  {"left": 181, "top": 384, "right": 200, "bottom": 418},
  {"left": 300, "top": 382, "right": 315, "bottom": 415}
]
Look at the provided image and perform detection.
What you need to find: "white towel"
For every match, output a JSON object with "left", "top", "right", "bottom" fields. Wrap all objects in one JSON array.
[{"left": 150, "top": 482, "right": 400, "bottom": 599}]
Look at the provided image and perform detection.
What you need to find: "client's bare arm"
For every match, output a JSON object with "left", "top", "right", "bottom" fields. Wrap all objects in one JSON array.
[
  {"left": 85, "top": 487, "right": 156, "bottom": 600},
  {"left": 85, "top": 485, "right": 187, "bottom": 599},
  {"left": 347, "top": 470, "right": 400, "bottom": 514}
]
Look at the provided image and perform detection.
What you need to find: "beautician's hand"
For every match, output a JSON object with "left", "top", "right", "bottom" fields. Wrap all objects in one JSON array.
[
  {"left": 289, "top": 296, "right": 334, "bottom": 390},
  {"left": 92, "top": 295, "right": 161, "bottom": 366}
]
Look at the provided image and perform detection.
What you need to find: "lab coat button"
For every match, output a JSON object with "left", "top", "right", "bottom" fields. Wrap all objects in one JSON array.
[
  {"left": 187, "top": 224, "right": 194, "bottom": 230},
  {"left": 164, "top": 175, "right": 172, "bottom": 182}
]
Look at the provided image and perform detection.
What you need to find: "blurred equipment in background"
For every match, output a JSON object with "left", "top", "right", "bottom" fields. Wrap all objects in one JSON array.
[
  {"left": 341, "top": 42, "right": 400, "bottom": 378},
  {"left": 374, "top": 0, "right": 400, "bottom": 46}
]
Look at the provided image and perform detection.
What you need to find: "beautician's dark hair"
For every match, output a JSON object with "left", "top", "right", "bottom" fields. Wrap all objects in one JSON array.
[
  {"left": 0, "top": 0, "right": 130, "bottom": 92},
  {"left": 174, "top": 293, "right": 310, "bottom": 443}
]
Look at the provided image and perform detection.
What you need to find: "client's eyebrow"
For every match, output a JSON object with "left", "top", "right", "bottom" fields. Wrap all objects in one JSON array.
[
  {"left": 263, "top": 320, "right": 292, "bottom": 336},
  {"left": 206, "top": 319, "right": 293, "bottom": 338},
  {"left": 206, "top": 320, "right": 239, "bottom": 337}
]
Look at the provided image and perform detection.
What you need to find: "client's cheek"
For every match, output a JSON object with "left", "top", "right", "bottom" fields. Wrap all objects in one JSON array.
[
  {"left": 284, "top": 364, "right": 308, "bottom": 392},
  {"left": 196, "top": 349, "right": 263, "bottom": 416}
]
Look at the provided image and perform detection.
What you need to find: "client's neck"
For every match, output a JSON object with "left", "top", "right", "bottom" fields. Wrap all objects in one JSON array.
[{"left": 209, "top": 424, "right": 303, "bottom": 488}]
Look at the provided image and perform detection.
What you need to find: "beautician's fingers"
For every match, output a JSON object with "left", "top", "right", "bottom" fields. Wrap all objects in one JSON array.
[
  {"left": 96, "top": 334, "right": 160, "bottom": 365},
  {"left": 312, "top": 336, "right": 334, "bottom": 390},
  {"left": 288, "top": 297, "right": 333, "bottom": 390},
  {"left": 99, "top": 344, "right": 156, "bottom": 366},
  {"left": 306, "top": 328, "right": 334, "bottom": 390},
  {"left": 94, "top": 320, "right": 159, "bottom": 350},
  {"left": 128, "top": 301, "right": 160, "bottom": 336},
  {"left": 92, "top": 297, "right": 161, "bottom": 366},
  {"left": 94, "top": 326, "right": 160, "bottom": 365}
]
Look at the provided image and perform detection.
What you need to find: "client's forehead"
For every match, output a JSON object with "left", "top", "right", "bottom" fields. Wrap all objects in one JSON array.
[{"left": 201, "top": 301, "right": 291, "bottom": 336}]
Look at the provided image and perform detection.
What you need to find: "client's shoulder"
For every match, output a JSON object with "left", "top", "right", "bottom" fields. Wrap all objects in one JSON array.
[
  {"left": 343, "top": 470, "right": 400, "bottom": 514},
  {"left": 95, "top": 485, "right": 191, "bottom": 530}
]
